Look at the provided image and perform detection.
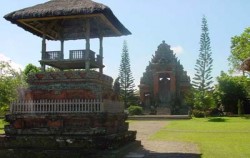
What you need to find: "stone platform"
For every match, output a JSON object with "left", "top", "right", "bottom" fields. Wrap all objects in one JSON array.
[
  {"left": 0, "top": 112, "right": 137, "bottom": 157},
  {"left": 5, "top": 112, "right": 128, "bottom": 135},
  {"left": 0, "top": 131, "right": 137, "bottom": 158}
]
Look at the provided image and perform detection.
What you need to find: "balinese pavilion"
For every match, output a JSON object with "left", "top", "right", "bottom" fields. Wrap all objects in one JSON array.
[{"left": 0, "top": 0, "right": 137, "bottom": 157}]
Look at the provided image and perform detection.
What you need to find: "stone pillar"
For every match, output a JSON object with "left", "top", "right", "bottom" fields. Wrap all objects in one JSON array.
[
  {"left": 153, "top": 73, "right": 159, "bottom": 97},
  {"left": 85, "top": 19, "right": 90, "bottom": 71},
  {"left": 170, "top": 73, "right": 176, "bottom": 92},
  {"left": 99, "top": 36, "right": 103, "bottom": 73}
]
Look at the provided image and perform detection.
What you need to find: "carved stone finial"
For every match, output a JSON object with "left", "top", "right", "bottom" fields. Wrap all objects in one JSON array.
[{"left": 157, "top": 40, "right": 170, "bottom": 52}]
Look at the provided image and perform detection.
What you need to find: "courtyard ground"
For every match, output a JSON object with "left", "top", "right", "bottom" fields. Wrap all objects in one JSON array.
[{"left": 126, "top": 120, "right": 201, "bottom": 158}]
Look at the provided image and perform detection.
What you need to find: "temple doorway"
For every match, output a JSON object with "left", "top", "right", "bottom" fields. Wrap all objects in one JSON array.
[{"left": 158, "top": 73, "right": 171, "bottom": 106}]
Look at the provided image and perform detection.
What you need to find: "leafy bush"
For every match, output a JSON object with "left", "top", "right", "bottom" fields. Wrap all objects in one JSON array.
[
  {"left": 192, "top": 108, "right": 224, "bottom": 118},
  {"left": 127, "top": 105, "right": 143, "bottom": 115},
  {"left": 194, "top": 92, "right": 215, "bottom": 111},
  {"left": 0, "top": 61, "right": 26, "bottom": 113},
  {"left": 215, "top": 72, "right": 249, "bottom": 114},
  {"left": 192, "top": 109, "right": 205, "bottom": 118}
]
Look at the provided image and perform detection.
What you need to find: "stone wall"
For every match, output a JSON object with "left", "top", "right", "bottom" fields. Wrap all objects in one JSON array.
[
  {"left": 24, "top": 70, "right": 117, "bottom": 100},
  {"left": 5, "top": 113, "right": 128, "bottom": 135}
]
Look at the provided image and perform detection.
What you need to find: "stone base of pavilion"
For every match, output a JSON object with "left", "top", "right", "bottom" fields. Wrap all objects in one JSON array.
[
  {"left": 0, "top": 98, "right": 138, "bottom": 157},
  {"left": 0, "top": 112, "right": 137, "bottom": 157},
  {"left": 0, "top": 140, "right": 140, "bottom": 158},
  {"left": 0, "top": 132, "right": 138, "bottom": 158}
]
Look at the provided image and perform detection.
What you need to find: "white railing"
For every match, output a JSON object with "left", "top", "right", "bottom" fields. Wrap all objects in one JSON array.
[
  {"left": 10, "top": 99, "right": 124, "bottom": 114},
  {"left": 10, "top": 99, "right": 102, "bottom": 114}
]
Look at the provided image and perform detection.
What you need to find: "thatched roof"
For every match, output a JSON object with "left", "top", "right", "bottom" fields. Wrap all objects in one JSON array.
[
  {"left": 4, "top": 0, "right": 131, "bottom": 40},
  {"left": 241, "top": 57, "right": 250, "bottom": 71}
]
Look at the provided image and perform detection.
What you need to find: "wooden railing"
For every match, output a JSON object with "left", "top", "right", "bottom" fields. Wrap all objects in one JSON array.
[
  {"left": 69, "top": 50, "right": 85, "bottom": 59},
  {"left": 43, "top": 51, "right": 63, "bottom": 60},
  {"left": 69, "top": 50, "right": 95, "bottom": 61},
  {"left": 10, "top": 99, "right": 124, "bottom": 114},
  {"left": 42, "top": 50, "right": 98, "bottom": 63}
]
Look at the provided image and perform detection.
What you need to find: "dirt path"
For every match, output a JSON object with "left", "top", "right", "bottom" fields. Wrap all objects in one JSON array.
[{"left": 126, "top": 120, "right": 201, "bottom": 158}]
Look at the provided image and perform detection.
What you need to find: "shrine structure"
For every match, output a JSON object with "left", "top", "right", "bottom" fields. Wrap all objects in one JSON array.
[
  {"left": 0, "top": 0, "right": 137, "bottom": 157},
  {"left": 139, "top": 41, "right": 190, "bottom": 114}
]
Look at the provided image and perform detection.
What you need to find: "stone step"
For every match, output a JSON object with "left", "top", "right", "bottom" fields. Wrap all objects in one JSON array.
[{"left": 157, "top": 107, "right": 171, "bottom": 115}]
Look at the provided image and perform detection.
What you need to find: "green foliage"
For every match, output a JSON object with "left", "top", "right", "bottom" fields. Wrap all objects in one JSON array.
[
  {"left": 23, "top": 64, "right": 60, "bottom": 78},
  {"left": 228, "top": 27, "right": 250, "bottom": 71},
  {"left": 0, "top": 61, "right": 26, "bottom": 112},
  {"left": 118, "top": 40, "right": 136, "bottom": 108},
  {"left": 192, "top": 108, "right": 222, "bottom": 118},
  {"left": 23, "top": 63, "right": 40, "bottom": 76},
  {"left": 183, "top": 87, "right": 195, "bottom": 107},
  {"left": 151, "top": 117, "right": 250, "bottom": 158},
  {"left": 193, "top": 91, "right": 215, "bottom": 111},
  {"left": 192, "top": 16, "right": 213, "bottom": 91},
  {"left": 192, "top": 16, "right": 214, "bottom": 113},
  {"left": 215, "top": 71, "right": 248, "bottom": 113},
  {"left": 127, "top": 105, "right": 143, "bottom": 115}
]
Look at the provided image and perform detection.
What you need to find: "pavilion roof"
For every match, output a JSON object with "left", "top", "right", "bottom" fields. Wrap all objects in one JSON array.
[{"left": 4, "top": 0, "right": 131, "bottom": 40}]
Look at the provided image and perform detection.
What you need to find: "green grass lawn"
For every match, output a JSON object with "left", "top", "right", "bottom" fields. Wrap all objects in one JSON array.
[{"left": 151, "top": 117, "right": 250, "bottom": 158}]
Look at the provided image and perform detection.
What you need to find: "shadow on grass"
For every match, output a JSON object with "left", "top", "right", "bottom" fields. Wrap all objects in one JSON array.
[
  {"left": 145, "top": 153, "right": 202, "bottom": 158},
  {"left": 127, "top": 146, "right": 202, "bottom": 158},
  {"left": 207, "top": 117, "right": 227, "bottom": 122},
  {"left": 243, "top": 115, "right": 250, "bottom": 119}
]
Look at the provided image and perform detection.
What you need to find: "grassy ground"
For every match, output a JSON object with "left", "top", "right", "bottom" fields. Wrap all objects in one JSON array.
[{"left": 151, "top": 117, "right": 250, "bottom": 158}]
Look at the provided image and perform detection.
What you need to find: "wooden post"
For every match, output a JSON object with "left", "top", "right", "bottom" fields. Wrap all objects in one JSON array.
[
  {"left": 85, "top": 19, "right": 90, "bottom": 71},
  {"left": 99, "top": 36, "right": 103, "bottom": 73},
  {"left": 60, "top": 40, "right": 64, "bottom": 59},
  {"left": 41, "top": 34, "right": 46, "bottom": 71}
]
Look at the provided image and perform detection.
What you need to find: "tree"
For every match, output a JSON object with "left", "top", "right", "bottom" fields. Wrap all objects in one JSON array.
[
  {"left": 0, "top": 61, "right": 26, "bottom": 113},
  {"left": 118, "top": 40, "right": 135, "bottom": 108},
  {"left": 192, "top": 16, "right": 214, "bottom": 113},
  {"left": 215, "top": 71, "right": 248, "bottom": 114},
  {"left": 23, "top": 63, "right": 40, "bottom": 77},
  {"left": 228, "top": 27, "right": 250, "bottom": 72}
]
